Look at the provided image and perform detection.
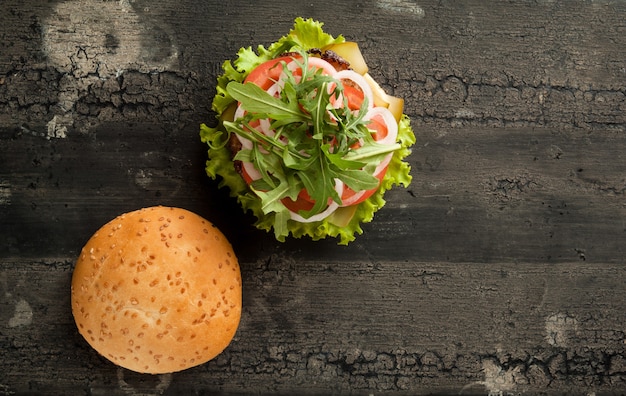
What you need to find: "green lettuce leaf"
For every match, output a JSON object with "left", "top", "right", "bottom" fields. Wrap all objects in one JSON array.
[{"left": 200, "top": 17, "right": 415, "bottom": 245}]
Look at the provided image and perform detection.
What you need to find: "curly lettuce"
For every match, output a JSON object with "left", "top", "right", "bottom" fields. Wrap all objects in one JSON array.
[{"left": 200, "top": 17, "right": 415, "bottom": 245}]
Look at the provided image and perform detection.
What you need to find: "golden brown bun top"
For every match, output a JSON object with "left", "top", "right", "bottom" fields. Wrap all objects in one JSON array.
[{"left": 71, "top": 206, "right": 241, "bottom": 374}]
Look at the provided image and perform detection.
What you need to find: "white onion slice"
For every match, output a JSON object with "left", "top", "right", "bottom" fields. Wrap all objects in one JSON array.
[
  {"left": 339, "top": 189, "right": 367, "bottom": 207},
  {"left": 333, "top": 69, "right": 375, "bottom": 112},
  {"left": 375, "top": 153, "right": 393, "bottom": 175},
  {"left": 233, "top": 106, "right": 278, "bottom": 148},
  {"left": 286, "top": 56, "right": 337, "bottom": 75},
  {"left": 233, "top": 104, "right": 267, "bottom": 180},
  {"left": 266, "top": 81, "right": 283, "bottom": 97},
  {"left": 364, "top": 106, "right": 398, "bottom": 146},
  {"left": 258, "top": 118, "right": 273, "bottom": 136},
  {"left": 282, "top": 56, "right": 337, "bottom": 86},
  {"left": 288, "top": 179, "right": 344, "bottom": 223},
  {"left": 233, "top": 105, "right": 253, "bottom": 150},
  {"left": 305, "top": 56, "right": 338, "bottom": 75},
  {"left": 242, "top": 160, "right": 262, "bottom": 181},
  {"left": 365, "top": 106, "right": 398, "bottom": 181},
  {"left": 233, "top": 104, "right": 246, "bottom": 121}
]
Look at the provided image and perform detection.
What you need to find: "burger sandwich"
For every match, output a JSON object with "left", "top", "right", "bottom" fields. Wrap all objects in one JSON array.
[{"left": 200, "top": 18, "right": 415, "bottom": 244}]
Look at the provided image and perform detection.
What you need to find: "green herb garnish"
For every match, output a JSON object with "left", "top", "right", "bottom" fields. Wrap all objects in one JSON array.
[{"left": 225, "top": 52, "right": 394, "bottom": 223}]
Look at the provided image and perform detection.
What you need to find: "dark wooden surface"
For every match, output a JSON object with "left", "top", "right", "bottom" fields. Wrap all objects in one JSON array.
[{"left": 1, "top": 1, "right": 625, "bottom": 395}]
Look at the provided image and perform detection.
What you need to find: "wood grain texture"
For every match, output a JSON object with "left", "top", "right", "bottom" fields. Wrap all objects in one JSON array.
[{"left": 1, "top": 0, "right": 625, "bottom": 394}]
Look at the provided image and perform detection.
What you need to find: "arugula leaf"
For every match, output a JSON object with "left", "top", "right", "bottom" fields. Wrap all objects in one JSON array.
[
  {"left": 343, "top": 141, "right": 402, "bottom": 162},
  {"left": 298, "top": 156, "right": 339, "bottom": 216},
  {"left": 333, "top": 168, "right": 379, "bottom": 192},
  {"left": 309, "top": 82, "right": 331, "bottom": 140},
  {"left": 252, "top": 180, "right": 293, "bottom": 215},
  {"left": 320, "top": 143, "right": 364, "bottom": 170},
  {"left": 226, "top": 82, "right": 304, "bottom": 124}
]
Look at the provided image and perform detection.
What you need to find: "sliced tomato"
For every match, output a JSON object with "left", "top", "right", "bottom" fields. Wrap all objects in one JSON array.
[
  {"left": 343, "top": 84, "right": 365, "bottom": 111},
  {"left": 281, "top": 189, "right": 315, "bottom": 213},
  {"left": 244, "top": 56, "right": 297, "bottom": 90},
  {"left": 367, "top": 112, "right": 389, "bottom": 141}
]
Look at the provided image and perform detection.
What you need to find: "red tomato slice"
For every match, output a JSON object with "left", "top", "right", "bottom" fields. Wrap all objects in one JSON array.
[
  {"left": 343, "top": 84, "right": 365, "bottom": 111},
  {"left": 368, "top": 112, "right": 389, "bottom": 141},
  {"left": 281, "top": 189, "right": 315, "bottom": 213},
  {"left": 244, "top": 56, "right": 298, "bottom": 90}
]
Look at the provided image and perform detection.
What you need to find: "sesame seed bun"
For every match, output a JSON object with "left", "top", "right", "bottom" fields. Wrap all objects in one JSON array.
[{"left": 71, "top": 206, "right": 241, "bottom": 374}]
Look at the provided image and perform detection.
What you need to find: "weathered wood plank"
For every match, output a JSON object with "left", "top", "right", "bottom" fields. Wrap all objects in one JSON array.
[
  {"left": 1, "top": 123, "right": 623, "bottom": 264},
  {"left": 2, "top": 0, "right": 626, "bottom": 134},
  {"left": 2, "top": 258, "right": 625, "bottom": 394}
]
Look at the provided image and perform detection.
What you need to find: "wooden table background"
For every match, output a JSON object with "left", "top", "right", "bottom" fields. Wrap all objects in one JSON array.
[{"left": 1, "top": 0, "right": 625, "bottom": 395}]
